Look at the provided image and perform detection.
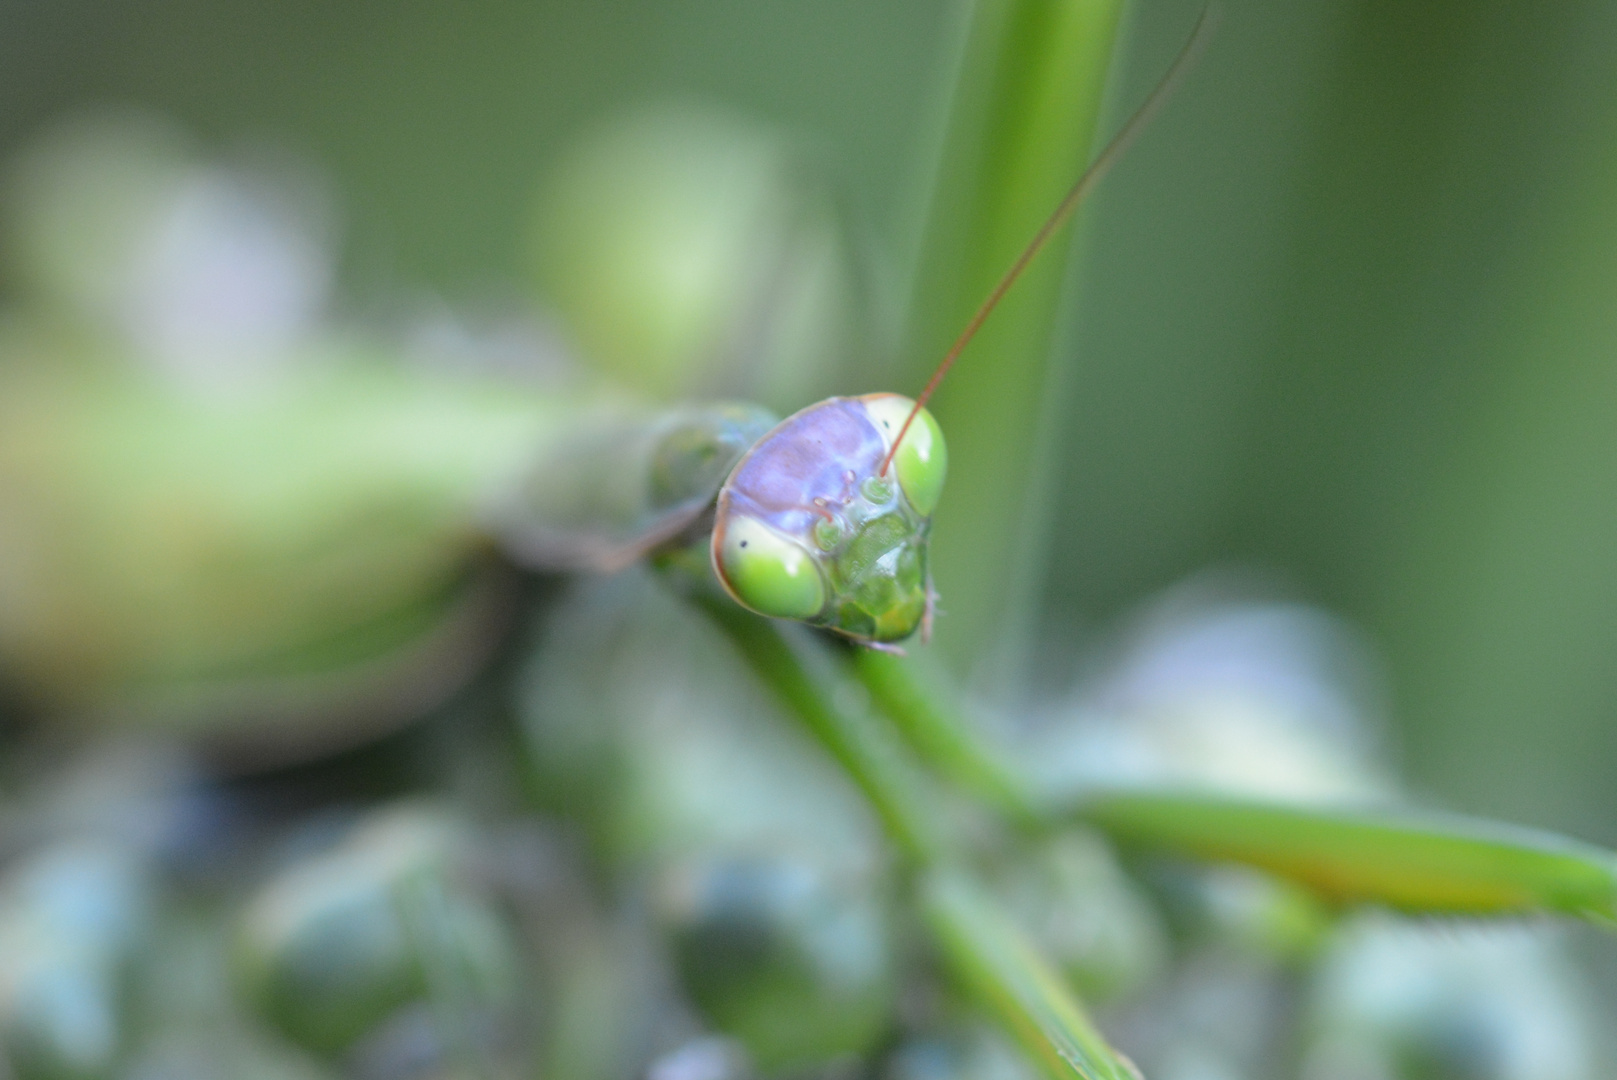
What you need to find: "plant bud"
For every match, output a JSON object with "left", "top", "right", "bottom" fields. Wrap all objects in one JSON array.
[
  {"left": 656, "top": 852, "right": 895, "bottom": 1073},
  {"left": 517, "top": 571, "right": 879, "bottom": 866},
  {"left": 530, "top": 104, "right": 862, "bottom": 412},
  {"left": 235, "top": 804, "right": 521, "bottom": 1060},
  {"left": 1301, "top": 916, "right": 1599, "bottom": 1080}
]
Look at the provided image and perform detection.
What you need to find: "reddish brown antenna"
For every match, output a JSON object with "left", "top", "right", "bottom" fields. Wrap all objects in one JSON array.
[{"left": 881, "top": 5, "right": 1218, "bottom": 478}]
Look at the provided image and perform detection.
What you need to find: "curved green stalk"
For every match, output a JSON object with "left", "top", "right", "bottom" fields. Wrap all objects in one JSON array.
[
  {"left": 690, "top": 592, "right": 953, "bottom": 867},
  {"left": 688, "top": 593, "right": 1138, "bottom": 1080},
  {"left": 846, "top": 646, "right": 1617, "bottom": 930},
  {"left": 923, "top": 868, "right": 1141, "bottom": 1080},
  {"left": 851, "top": 647, "right": 1042, "bottom": 828}
]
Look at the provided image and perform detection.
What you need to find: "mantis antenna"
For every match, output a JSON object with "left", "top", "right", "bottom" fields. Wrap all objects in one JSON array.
[{"left": 880, "top": 4, "right": 1218, "bottom": 478}]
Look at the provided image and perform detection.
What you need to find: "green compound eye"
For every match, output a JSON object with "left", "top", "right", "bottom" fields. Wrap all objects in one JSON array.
[
  {"left": 718, "top": 515, "right": 827, "bottom": 619},
  {"left": 862, "top": 396, "right": 947, "bottom": 518}
]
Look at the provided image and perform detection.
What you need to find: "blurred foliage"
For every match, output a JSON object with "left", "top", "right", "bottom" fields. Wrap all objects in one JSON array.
[
  {"left": 530, "top": 105, "right": 861, "bottom": 413},
  {"left": 4, "top": 0, "right": 1617, "bottom": 1077},
  {"left": 10, "top": 0, "right": 1605, "bottom": 845},
  {"left": 1044, "top": 0, "right": 1617, "bottom": 852}
]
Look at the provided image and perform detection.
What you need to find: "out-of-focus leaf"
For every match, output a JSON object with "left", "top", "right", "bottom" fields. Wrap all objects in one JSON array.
[
  {"left": 530, "top": 105, "right": 861, "bottom": 412},
  {"left": 1075, "top": 789, "right": 1617, "bottom": 926},
  {"left": 1302, "top": 915, "right": 1600, "bottom": 1080},
  {"left": 900, "top": 0, "right": 1124, "bottom": 687}
]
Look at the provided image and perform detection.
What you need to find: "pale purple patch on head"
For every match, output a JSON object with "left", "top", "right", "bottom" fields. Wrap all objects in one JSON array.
[{"left": 723, "top": 397, "right": 886, "bottom": 539}]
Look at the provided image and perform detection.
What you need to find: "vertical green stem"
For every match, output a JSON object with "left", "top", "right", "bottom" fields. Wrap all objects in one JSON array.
[{"left": 903, "top": 0, "right": 1125, "bottom": 686}]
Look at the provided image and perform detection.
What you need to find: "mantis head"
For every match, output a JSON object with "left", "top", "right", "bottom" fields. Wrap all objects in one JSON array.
[{"left": 711, "top": 393, "right": 945, "bottom": 644}]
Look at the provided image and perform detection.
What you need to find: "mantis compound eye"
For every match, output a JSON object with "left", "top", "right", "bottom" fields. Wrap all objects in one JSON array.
[
  {"left": 859, "top": 394, "right": 947, "bottom": 519},
  {"left": 716, "top": 514, "right": 827, "bottom": 620}
]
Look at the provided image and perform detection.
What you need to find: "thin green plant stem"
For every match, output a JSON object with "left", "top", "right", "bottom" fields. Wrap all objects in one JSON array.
[
  {"left": 851, "top": 647, "right": 1042, "bottom": 829},
  {"left": 691, "top": 592, "right": 954, "bottom": 866},
  {"left": 687, "top": 594, "right": 1135, "bottom": 1080},
  {"left": 921, "top": 867, "right": 1142, "bottom": 1080}
]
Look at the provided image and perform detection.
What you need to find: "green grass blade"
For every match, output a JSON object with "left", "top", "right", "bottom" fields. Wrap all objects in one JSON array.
[
  {"left": 902, "top": 0, "right": 1125, "bottom": 684},
  {"left": 1074, "top": 788, "right": 1617, "bottom": 927},
  {"left": 922, "top": 868, "right": 1140, "bottom": 1080}
]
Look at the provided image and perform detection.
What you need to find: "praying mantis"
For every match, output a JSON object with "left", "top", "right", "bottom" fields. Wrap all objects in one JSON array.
[{"left": 0, "top": 4, "right": 1614, "bottom": 1079}]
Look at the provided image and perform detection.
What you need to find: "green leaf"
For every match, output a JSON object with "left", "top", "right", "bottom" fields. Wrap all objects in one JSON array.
[
  {"left": 901, "top": 0, "right": 1125, "bottom": 685},
  {"left": 1075, "top": 788, "right": 1617, "bottom": 927}
]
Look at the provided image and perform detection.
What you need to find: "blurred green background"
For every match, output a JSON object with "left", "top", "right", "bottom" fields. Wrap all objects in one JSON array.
[{"left": 5, "top": 0, "right": 1617, "bottom": 863}]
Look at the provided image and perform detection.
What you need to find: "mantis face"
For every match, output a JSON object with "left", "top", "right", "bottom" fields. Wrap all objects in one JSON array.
[{"left": 711, "top": 393, "right": 946, "bottom": 644}]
